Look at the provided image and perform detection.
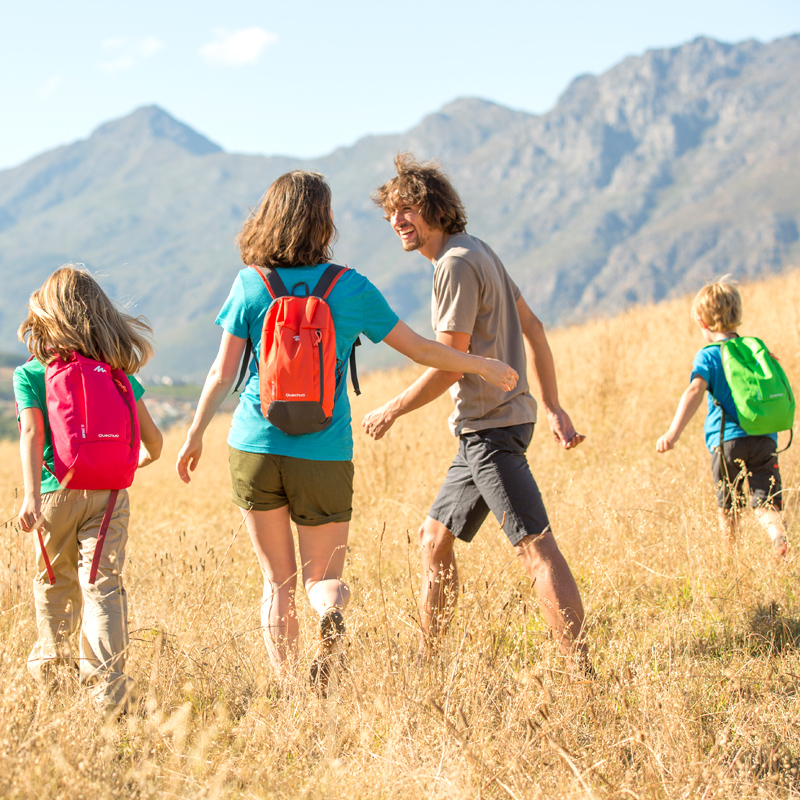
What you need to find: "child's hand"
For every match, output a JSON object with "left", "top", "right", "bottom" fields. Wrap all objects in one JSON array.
[
  {"left": 137, "top": 399, "right": 163, "bottom": 468},
  {"left": 480, "top": 359, "right": 518, "bottom": 392},
  {"left": 656, "top": 432, "right": 677, "bottom": 453},
  {"left": 138, "top": 442, "right": 157, "bottom": 468},
  {"left": 19, "top": 494, "right": 42, "bottom": 532}
]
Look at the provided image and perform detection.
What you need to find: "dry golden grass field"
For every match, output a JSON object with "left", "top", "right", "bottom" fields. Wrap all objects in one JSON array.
[{"left": 2, "top": 272, "right": 800, "bottom": 799}]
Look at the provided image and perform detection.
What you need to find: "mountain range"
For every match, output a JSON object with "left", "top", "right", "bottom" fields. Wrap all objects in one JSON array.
[{"left": 0, "top": 33, "right": 798, "bottom": 378}]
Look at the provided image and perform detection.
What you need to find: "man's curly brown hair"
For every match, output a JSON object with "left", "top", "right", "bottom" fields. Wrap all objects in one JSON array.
[{"left": 372, "top": 153, "right": 467, "bottom": 234}]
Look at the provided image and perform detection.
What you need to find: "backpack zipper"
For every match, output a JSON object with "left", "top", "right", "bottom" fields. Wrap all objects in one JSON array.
[
  {"left": 315, "top": 329, "right": 324, "bottom": 405},
  {"left": 113, "top": 377, "right": 136, "bottom": 451}
]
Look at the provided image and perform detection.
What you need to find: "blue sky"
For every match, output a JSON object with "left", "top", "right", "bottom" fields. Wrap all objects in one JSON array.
[{"left": 1, "top": 0, "right": 798, "bottom": 171}]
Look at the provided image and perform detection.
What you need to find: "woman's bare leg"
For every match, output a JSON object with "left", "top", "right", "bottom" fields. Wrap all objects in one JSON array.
[
  {"left": 297, "top": 521, "right": 350, "bottom": 692},
  {"left": 297, "top": 521, "right": 350, "bottom": 615},
  {"left": 241, "top": 506, "right": 299, "bottom": 669}
]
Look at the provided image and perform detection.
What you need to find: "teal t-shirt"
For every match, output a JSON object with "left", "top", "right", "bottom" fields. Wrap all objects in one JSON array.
[
  {"left": 217, "top": 264, "right": 399, "bottom": 461},
  {"left": 13, "top": 358, "right": 145, "bottom": 493}
]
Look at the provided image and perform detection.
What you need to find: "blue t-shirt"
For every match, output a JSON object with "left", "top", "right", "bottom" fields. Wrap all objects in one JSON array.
[
  {"left": 217, "top": 264, "right": 399, "bottom": 461},
  {"left": 691, "top": 343, "right": 777, "bottom": 452}
]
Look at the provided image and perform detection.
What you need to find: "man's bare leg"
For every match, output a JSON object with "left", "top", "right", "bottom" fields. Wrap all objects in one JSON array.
[
  {"left": 515, "top": 530, "right": 587, "bottom": 661},
  {"left": 418, "top": 517, "right": 459, "bottom": 655}
]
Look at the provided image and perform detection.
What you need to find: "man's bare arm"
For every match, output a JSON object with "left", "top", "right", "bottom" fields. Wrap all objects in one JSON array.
[
  {"left": 516, "top": 296, "right": 584, "bottom": 449},
  {"left": 362, "top": 330, "right": 470, "bottom": 440}
]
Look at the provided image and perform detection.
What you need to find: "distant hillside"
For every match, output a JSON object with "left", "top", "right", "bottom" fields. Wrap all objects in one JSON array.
[{"left": 0, "top": 35, "right": 798, "bottom": 378}]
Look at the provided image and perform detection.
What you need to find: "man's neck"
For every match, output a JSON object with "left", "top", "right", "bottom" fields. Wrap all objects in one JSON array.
[{"left": 419, "top": 230, "right": 452, "bottom": 263}]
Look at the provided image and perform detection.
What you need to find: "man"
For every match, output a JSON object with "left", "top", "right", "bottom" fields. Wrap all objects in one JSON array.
[{"left": 363, "top": 153, "right": 588, "bottom": 664}]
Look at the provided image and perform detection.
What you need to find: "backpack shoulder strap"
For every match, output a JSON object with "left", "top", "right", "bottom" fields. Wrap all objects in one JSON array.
[
  {"left": 311, "top": 265, "right": 349, "bottom": 300},
  {"left": 312, "top": 265, "right": 360, "bottom": 395},
  {"left": 349, "top": 337, "right": 361, "bottom": 396},
  {"left": 233, "top": 338, "right": 253, "bottom": 393},
  {"left": 250, "top": 264, "right": 290, "bottom": 299},
  {"left": 235, "top": 265, "right": 289, "bottom": 392}
]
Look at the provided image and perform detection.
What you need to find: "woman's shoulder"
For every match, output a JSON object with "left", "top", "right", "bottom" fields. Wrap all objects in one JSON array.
[
  {"left": 230, "top": 265, "right": 272, "bottom": 301},
  {"left": 331, "top": 264, "right": 375, "bottom": 293}
]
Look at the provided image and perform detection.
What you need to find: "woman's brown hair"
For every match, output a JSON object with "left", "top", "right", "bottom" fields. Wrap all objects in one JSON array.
[
  {"left": 237, "top": 171, "right": 337, "bottom": 268},
  {"left": 18, "top": 264, "right": 154, "bottom": 373}
]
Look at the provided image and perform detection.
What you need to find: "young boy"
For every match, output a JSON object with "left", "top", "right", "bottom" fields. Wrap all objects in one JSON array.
[{"left": 656, "top": 279, "right": 789, "bottom": 555}]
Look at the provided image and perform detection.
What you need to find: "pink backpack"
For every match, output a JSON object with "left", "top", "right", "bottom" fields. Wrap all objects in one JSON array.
[
  {"left": 45, "top": 353, "right": 140, "bottom": 490},
  {"left": 36, "top": 353, "right": 140, "bottom": 585}
]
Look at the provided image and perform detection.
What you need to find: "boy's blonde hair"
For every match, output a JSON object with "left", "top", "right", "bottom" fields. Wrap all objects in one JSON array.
[
  {"left": 18, "top": 264, "right": 154, "bottom": 373},
  {"left": 691, "top": 276, "right": 742, "bottom": 332}
]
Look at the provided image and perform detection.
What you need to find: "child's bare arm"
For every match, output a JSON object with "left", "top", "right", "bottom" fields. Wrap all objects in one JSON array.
[
  {"left": 18, "top": 407, "right": 45, "bottom": 531},
  {"left": 137, "top": 399, "right": 163, "bottom": 468},
  {"left": 657, "top": 376, "right": 707, "bottom": 452}
]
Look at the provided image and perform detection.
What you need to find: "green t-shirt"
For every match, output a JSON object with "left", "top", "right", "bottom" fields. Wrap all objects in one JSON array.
[{"left": 13, "top": 358, "right": 145, "bottom": 493}]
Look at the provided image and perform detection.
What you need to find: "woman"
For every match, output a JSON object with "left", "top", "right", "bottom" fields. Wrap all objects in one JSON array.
[{"left": 176, "top": 171, "right": 517, "bottom": 692}]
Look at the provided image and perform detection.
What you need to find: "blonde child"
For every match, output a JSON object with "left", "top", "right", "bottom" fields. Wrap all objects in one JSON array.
[
  {"left": 657, "top": 278, "right": 789, "bottom": 555},
  {"left": 14, "top": 265, "right": 163, "bottom": 711}
]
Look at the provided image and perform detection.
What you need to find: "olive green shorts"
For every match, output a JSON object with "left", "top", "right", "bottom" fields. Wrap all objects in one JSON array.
[{"left": 228, "top": 446, "right": 354, "bottom": 526}]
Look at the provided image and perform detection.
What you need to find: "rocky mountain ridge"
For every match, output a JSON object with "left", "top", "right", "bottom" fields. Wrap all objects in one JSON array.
[{"left": 0, "top": 34, "right": 797, "bottom": 377}]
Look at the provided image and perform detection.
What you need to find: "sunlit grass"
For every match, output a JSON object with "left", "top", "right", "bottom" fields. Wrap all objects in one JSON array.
[{"left": 1, "top": 270, "right": 800, "bottom": 798}]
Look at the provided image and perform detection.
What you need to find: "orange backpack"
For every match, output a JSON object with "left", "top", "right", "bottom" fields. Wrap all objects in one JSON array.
[{"left": 247, "top": 264, "right": 359, "bottom": 435}]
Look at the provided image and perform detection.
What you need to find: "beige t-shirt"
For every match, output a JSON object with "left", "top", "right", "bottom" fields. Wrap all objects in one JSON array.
[{"left": 432, "top": 233, "right": 537, "bottom": 436}]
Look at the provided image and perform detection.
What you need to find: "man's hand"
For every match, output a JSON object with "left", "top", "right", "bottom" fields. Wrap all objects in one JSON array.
[
  {"left": 547, "top": 407, "right": 585, "bottom": 450},
  {"left": 362, "top": 404, "right": 397, "bottom": 440}
]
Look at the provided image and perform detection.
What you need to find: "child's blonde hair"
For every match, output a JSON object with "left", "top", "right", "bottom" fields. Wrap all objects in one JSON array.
[
  {"left": 691, "top": 276, "right": 742, "bottom": 333},
  {"left": 18, "top": 264, "right": 154, "bottom": 373}
]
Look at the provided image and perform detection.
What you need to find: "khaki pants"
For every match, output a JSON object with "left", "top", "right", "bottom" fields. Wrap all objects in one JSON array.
[{"left": 28, "top": 488, "right": 133, "bottom": 710}]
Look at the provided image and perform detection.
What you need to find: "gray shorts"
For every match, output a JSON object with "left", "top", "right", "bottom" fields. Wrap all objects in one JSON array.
[{"left": 428, "top": 423, "right": 550, "bottom": 546}]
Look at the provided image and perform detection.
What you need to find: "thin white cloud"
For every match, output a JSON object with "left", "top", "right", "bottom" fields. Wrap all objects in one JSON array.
[
  {"left": 199, "top": 27, "right": 277, "bottom": 67},
  {"left": 100, "top": 36, "right": 164, "bottom": 72},
  {"left": 40, "top": 76, "right": 63, "bottom": 98}
]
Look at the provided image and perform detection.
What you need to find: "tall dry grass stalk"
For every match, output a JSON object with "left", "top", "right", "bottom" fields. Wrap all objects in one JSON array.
[{"left": 2, "top": 271, "right": 800, "bottom": 798}]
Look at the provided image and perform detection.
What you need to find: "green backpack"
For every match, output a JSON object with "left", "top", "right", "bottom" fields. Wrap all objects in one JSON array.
[{"left": 706, "top": 336, "right": 795, "bottom": 437}]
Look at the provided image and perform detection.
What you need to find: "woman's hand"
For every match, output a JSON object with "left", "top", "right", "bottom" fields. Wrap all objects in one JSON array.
[
  {"left": 176, "top": 432, "right": 203, "bottom": 483},
  {"left": 480, "top": 359, "right": 518, "bottom": 392}
]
